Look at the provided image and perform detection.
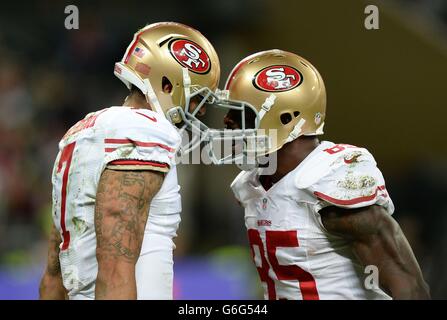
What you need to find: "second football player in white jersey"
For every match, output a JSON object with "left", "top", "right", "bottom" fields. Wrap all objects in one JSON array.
[{"left": 222, "top": 50, "right": 430, "bottom": 299}]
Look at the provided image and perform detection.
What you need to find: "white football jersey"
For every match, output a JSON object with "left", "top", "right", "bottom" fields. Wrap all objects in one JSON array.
[
  {"left": 231, "top": 141, "right": 394, "bottom": 300},
  {"left": 51, "top": 106, "right": 182, "bottom": 299}
]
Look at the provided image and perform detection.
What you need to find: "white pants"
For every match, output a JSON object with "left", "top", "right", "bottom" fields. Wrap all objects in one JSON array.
[
  {"left": 136, "top": 233, "right": 174, "bottom": 300},
  {"left": 67, "top": 233, "right": 175, "bottom": 300}
]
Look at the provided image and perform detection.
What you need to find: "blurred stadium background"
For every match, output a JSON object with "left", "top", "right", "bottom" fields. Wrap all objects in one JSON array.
[{"left": 0, "top": 0, "right": 446, "bottom": 299}]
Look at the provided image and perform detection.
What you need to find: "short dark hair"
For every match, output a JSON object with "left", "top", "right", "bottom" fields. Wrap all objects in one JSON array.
[{"left": 129, "top": 85, "right": 145, "bottom": 98}]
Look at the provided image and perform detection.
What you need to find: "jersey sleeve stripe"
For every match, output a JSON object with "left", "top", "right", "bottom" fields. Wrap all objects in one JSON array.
[
  {"left": 378, "top": 185, "right": 388, "bottom": 198},
  {"left": 314, "top": 185, "right": 386, "bottom": 206},
  {"left": 108, "top": 159, "right": 169, "bottom": 168},
  {"left": 104, "top": 138, "right": 175, "bottom": 152}
]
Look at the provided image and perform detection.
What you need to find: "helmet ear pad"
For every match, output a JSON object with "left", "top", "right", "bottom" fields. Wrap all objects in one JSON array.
[
  {"left": 162, "top": 76, "right": 173, "bottom": 93},
  {"left": 280, "top": 112, "right": 293, "bottom": 125}
]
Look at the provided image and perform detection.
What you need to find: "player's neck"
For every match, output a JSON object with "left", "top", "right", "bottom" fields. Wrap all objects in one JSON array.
[
  {"left": 270, "top": 136, "right": 320, "bottom": 183},
  {"left": 123, "top": 94, "right": 151, "bottom": 110}
]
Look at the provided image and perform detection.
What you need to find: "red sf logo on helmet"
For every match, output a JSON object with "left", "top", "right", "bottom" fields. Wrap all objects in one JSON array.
[
  {"left": 169, "top": 39, "right": 211, "bottom": 74},
  {"left": 253, "top": 65, "right": 303, "bottom": 92}
]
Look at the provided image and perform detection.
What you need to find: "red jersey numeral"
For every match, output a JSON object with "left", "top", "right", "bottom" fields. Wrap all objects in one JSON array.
[
  {"left": 248, "top": 229, "right": 277, "bottom": 299},
  {"left": 56, "top": 142, "right": 76, "bottom": 250},
  {"left": 248, "top": 229, "right": 319, "bottom": 300},
  {"left": 323, "top": 144, "right": 357, "bottom": 155}
]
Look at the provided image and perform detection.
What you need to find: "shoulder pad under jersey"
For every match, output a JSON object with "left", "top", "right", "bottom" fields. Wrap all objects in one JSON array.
[
  {"left": 230, "top": 169, "right": 263, "bottom": 207},
  {"left": 99, "top": 107, "right": 181, "bottom": 170},
  {"left": 296, "top": 142, "right": 394, "bottom": 212}
]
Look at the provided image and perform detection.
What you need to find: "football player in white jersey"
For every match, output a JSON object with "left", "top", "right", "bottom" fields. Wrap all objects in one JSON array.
[
  {"left": 39, "top": 22, "right": 220, "bottom": 299},
  {"left": 220, "top": 50, "right": 430, "bottom": 299}
]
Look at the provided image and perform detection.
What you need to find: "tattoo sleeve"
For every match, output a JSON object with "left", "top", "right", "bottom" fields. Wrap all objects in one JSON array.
[
  {"left": 39, "top": 224, "right": 67, "bottom": 299},
  {"left": 320, "top": 205, "right": 430, "bottom": 299},
  {"left": 94, "top": 169, "right": 164, "bottom": 299}
]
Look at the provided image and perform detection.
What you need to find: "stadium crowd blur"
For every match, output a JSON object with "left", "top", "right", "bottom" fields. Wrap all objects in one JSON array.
[{"left": 0, "top": 0, "right": 446, "bottom": 299}]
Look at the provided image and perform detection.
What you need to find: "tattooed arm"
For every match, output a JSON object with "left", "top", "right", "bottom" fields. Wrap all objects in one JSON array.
[
  {"left": 39, "top": 223, "right": 67, "bottom": 299},
  {"left": 320, "top": 205, "right": 430, "bottom": 299},
  {"left": 94, "top": 169, "right": 164, "bottom": 299}
]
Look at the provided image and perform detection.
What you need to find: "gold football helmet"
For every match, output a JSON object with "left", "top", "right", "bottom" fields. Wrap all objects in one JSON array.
[
  {"left": 207, "top": 49, "right": 326, "bottom": 166},
  {"left": 114, "top": 22, "right": 221, "bottom": 152},
  {"left": 226, "top": 49, "right": 326, "bottom": 154}
]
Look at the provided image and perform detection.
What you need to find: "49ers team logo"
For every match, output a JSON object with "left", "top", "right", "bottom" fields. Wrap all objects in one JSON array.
[
  {"left": 253, "top": 65, "right": 303, "bottom": 92},
  {"left": 169, "top": 39, "right": 211, "bottom": 74}
]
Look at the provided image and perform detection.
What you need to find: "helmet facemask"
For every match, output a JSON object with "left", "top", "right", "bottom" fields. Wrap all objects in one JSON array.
[{"left": 190, "top": 91, "right": 273, "bottom": 170}]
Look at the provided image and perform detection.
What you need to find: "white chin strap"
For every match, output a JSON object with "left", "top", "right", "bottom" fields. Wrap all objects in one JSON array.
[
  {"left": 259, "top": 94, "right": 276, "bottom": 120},
  {"left": 114, "top": 62, "right": 165, "bottom": 116},
  {"left": 285, "top": 118, "right": 306, "bottom": 143},
  {"left": 182, "top": 67, "right": 191, "bottom": 88},
  {"left": 143, "top": 78, "right": 164, "bottom": 115},
  {"left": 314, "top": 122, "right": 325, "bottom": 135}
]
